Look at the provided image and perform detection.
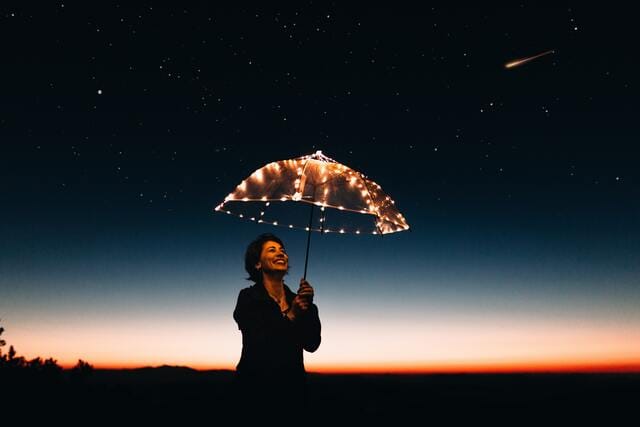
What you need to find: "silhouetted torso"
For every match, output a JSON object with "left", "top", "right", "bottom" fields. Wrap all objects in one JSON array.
[{"left": 233, "top": 282, "right": 321, "bottom": 399}]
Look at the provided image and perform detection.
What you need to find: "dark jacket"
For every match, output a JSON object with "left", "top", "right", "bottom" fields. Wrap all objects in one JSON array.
[{"left": 233, "top": 282, "right": 321, "bottom": 381}]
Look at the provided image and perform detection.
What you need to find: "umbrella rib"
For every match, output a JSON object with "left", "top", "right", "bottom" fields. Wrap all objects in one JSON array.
[
  {"left": 300, "top": 157, "right": 320, "bottom": 205},
  {"left": 360, "top": 177, "right": 383, "bottom": 235}
]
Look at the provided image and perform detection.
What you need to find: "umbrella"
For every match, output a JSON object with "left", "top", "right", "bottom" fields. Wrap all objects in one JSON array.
[{"left": 214, "top": 150, "right": 409, "bottom": 278}]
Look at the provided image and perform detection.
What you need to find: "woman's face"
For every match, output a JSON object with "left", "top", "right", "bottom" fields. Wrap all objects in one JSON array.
[{"left": 256, "top": 240, "right": 289, "bottom": 274}]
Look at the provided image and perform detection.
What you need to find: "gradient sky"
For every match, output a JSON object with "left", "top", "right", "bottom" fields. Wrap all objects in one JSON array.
[{"left": 1, "top": 4, "right": 639, "bottom": 372}]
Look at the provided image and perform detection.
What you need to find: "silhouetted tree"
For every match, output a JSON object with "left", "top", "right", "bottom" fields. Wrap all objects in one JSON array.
[
  {"left": 20, "top": 356, "right": 61, "bottom": 383},
  {"left": 42, "top": 358, "right": 64, "bottom": 384},
  {"left": 5, "top": 345, "right": 26, "bottom": 369},
  {"left": 70, "top": 359, "right": 94, "bottom": 381},
  {"left": 0, "top": 320, "right": 89, "bottom": 396},
  {"left": 0, "top": 322, "right": 5, "bottom": 365},
  {"left": 0, "top": 324, "right": 6, "bottom": 349},
  {"left": 0, "top": 324, "right": 63, "bottom": 371},
  {"left": 28, "top": 356, "right": 44, "bottom": 370}
]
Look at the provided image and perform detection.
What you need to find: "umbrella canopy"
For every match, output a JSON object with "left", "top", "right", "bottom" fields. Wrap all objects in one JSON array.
[
  {"left": 214, "top": 150, "right": 409, "bottom": 279},
  {"left": 214, "top": 150, "right": 409, "bottom": 235}
]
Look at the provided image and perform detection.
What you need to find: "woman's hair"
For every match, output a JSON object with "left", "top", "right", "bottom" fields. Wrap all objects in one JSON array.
[{"left": 244, "top": 233, "right": 287, "bottom": 283}]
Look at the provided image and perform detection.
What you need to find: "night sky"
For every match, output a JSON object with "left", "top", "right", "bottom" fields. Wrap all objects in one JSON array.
[{"left": 2, "top": 3, "right": 639, "bottom": 371}]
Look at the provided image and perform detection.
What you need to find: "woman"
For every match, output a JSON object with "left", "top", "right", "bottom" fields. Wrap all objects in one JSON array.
[{"left": 233, "top": 233, "right": 321, "bottom": 408}]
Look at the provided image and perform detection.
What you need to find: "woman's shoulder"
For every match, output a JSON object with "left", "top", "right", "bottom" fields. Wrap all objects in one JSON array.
[{"left": 238, "top": 283, "right": 260, "bottom": 298}]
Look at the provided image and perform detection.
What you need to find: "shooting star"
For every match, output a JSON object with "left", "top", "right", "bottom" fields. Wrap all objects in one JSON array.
[{"left": 505, "top": 50, "right": 555, "bottom": 69}]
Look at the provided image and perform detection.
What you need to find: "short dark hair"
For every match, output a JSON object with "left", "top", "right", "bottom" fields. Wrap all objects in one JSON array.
[{"left": 244, "top": 233, "right": 287, "bottom": 283}]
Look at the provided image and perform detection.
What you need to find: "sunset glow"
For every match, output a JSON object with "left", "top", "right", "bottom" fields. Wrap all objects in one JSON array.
[{"left": 6, "top": 309, "right": 640, "bottom": 373}]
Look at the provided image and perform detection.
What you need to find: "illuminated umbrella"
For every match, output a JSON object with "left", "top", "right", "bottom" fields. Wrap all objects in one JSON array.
[{"left": 214, "top": 150, "right": 409, "bottom": 278}]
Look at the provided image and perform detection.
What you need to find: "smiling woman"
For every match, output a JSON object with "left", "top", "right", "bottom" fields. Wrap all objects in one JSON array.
[{"left": 232, "top": 233, "right": 322, "bottom": 416}]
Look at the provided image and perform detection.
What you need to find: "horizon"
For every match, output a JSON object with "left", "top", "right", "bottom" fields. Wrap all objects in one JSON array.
[{"left": 85, "top": 363, "right": 640, "bottom": 375}]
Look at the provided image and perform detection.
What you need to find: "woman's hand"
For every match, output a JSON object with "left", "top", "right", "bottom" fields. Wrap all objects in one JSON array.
[{"left": 288, "top": 279, "right": 314, "bottom": 320}]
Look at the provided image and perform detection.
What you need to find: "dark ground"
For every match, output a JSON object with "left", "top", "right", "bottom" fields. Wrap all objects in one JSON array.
[{"left": 5, "top": 367, "right": 639, "bottom": 424}]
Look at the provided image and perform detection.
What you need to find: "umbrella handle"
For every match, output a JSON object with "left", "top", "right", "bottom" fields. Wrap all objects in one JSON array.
[{"left": 303, "top": 204, "right": 313, "bottom": 280}]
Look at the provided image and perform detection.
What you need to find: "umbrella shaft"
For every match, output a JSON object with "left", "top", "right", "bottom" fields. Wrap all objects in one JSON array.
[{"left": 303, "top": 204, "right": 313, "bottom": 280}]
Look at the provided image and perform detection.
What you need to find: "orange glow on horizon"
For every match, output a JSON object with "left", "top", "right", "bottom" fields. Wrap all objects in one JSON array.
[
  {"left": 306, "top": 361, "right": 640, "bottom": 374},
  {"left": 8, "top": 307, "right": 640, "bottom": 375},
  {"left": 63, "top": 360, "right": 640, "bottom": 374}
]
